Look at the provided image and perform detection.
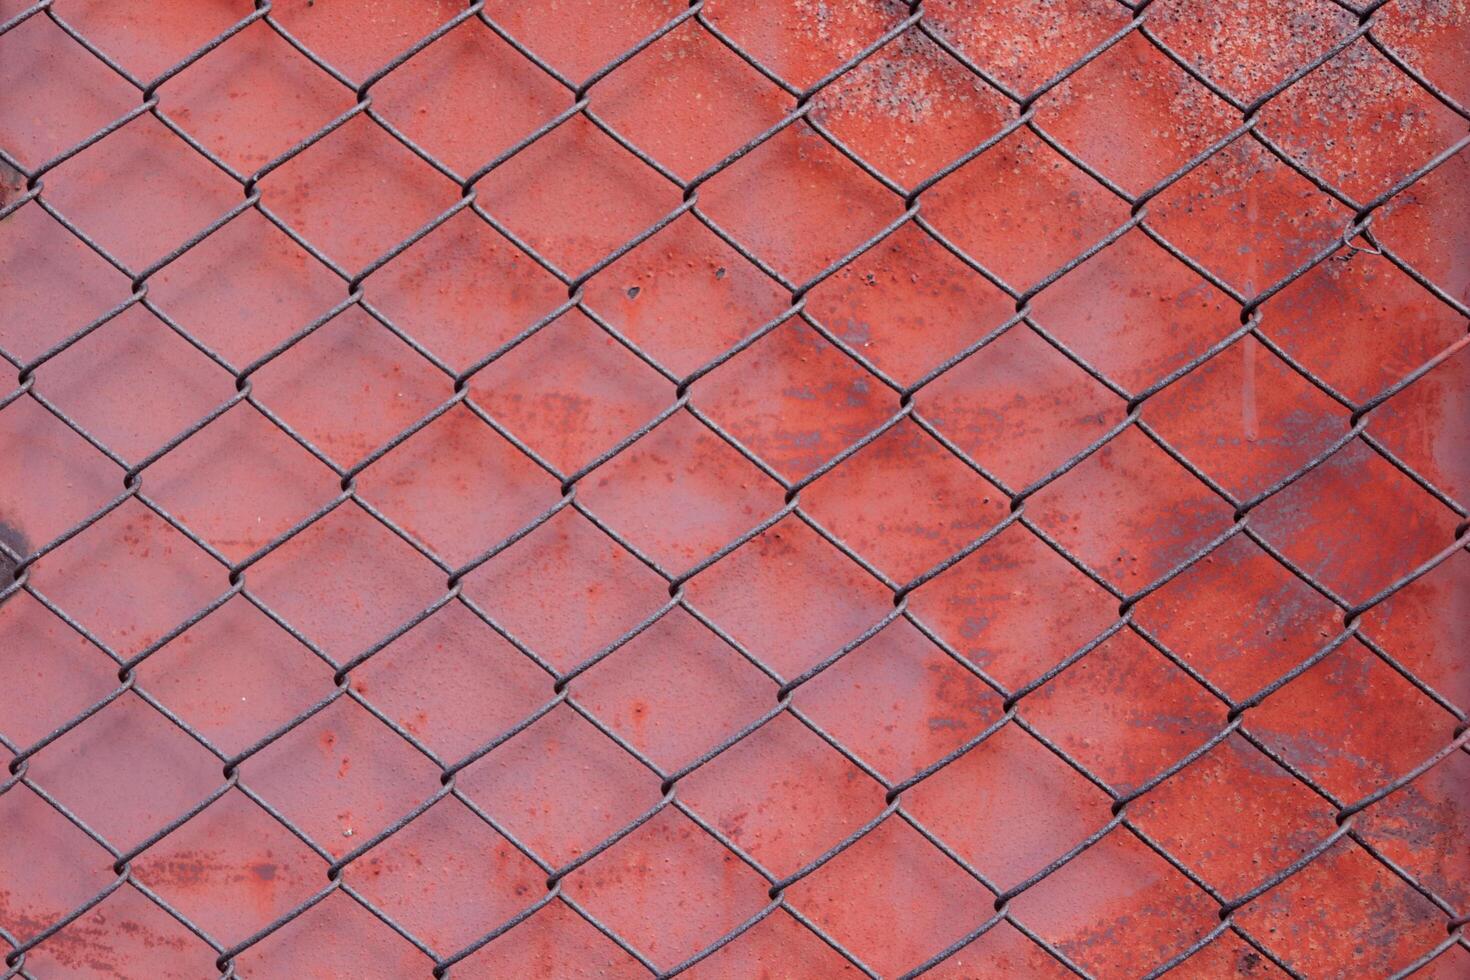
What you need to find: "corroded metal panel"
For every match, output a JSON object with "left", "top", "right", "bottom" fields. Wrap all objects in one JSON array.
[{"left": 0, "top": 0, "right": 1465, "bottom": 977}]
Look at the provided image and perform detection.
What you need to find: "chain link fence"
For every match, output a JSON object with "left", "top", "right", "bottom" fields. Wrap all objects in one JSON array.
[{"left": 1, "top": 0, "right": 1467, "bottom": 976}]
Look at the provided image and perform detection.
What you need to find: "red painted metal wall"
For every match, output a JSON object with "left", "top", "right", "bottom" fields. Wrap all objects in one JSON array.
[{"left": 1, "top": 0, "right": 1466, "bottom": 977}]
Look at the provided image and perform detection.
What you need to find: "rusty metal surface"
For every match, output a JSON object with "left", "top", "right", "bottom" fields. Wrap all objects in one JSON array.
[{"left": 0, "top": 0, "right": 1467, "bottom": 977}]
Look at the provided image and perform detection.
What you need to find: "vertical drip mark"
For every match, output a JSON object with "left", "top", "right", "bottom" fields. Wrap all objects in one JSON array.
[
  {"left": 1242, "top": 331, "right": 1259, "bottom": 443},
  {"left": 1242, "top": 184, "right": 1259, "bottom": 443}
]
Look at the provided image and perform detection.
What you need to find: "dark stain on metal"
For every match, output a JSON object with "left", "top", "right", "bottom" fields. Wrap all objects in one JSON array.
[{"left": 0, "top": 519, "right": 27, "bottom": 603}]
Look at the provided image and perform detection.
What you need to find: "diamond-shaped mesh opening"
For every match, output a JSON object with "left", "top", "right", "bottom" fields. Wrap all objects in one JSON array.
[{"left": 0, "top": 0, "right": 1465, "bottom": 976}]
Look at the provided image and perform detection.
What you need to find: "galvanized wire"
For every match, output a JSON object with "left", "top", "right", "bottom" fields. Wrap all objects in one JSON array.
[{"left": 1, "top": 0, "right": 1467, "bottom": 976}]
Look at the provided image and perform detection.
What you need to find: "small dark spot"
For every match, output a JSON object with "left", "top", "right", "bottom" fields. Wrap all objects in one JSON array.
[
  {"left": 714, "top": 267, "right": 726, "bottom": 279},
  {"left": 251, "top": 862, "right": 277, "bottom": 882},
  {"left": 626, "top": 286, "right": 641, "bottom": 299}
]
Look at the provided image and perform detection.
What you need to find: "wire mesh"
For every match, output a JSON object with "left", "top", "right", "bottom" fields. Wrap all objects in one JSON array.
[{"left": 0, "top": 0, "right": 1466, "bottom": 976}]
